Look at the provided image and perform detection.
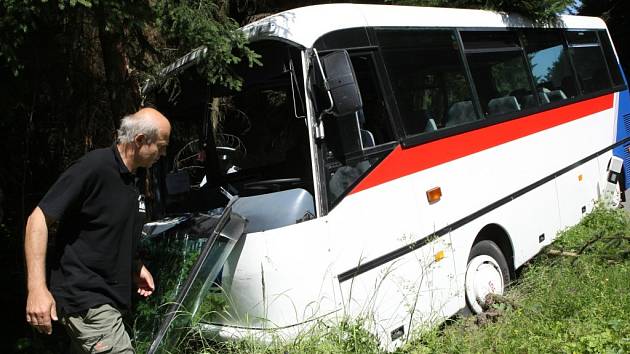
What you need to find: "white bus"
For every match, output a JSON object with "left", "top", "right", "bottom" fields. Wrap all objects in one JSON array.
[{"left": 138, "top": 4, "right": 630, "bottom": 352}]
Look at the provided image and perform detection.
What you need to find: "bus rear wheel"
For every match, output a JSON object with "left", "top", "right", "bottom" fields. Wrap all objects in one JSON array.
[{"left": 465, "top": 240, "right": 510, "bottom": 314}]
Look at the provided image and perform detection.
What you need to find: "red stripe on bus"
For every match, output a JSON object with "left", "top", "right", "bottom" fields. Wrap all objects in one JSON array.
[{"left": 350, "top": 94, "right": 614, "bottom": 195}]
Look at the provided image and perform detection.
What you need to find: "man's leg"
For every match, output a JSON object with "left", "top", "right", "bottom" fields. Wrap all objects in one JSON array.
[{"left": 61, "top": 304, "right": 134, "bottom": 354}]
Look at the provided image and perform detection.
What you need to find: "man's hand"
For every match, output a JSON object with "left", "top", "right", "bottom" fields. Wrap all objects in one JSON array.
[
  {"left": 135, "top": 264, "right": 155, "bottom": 297},
  {"left": 26, "top": 287, "right": 58, "bottom": 335}
]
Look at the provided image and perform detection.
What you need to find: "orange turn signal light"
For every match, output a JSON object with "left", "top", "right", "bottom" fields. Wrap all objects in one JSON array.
[
  {"left": 434, "top": 250, "right": 445, "bottom": 262},
  {"left": 426, "top": 187, "right": 442, "bottom": 204},
  {"left": 578, "top": 174, "right": 583, "bottom": 181}
]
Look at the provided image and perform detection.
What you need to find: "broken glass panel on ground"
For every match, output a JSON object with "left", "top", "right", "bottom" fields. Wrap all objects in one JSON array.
[{"left": 133, "top": 208, "right": 245, "bottom": 354}]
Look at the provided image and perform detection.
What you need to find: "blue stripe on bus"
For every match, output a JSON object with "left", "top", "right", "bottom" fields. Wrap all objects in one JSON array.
[{"left": 613, "top": 63, "right": 630, "bottom": 189}]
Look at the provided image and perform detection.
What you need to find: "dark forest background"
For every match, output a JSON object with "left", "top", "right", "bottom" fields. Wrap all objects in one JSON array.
[{"left": 0, "top": 0, "right": 627, "bottom": 352}]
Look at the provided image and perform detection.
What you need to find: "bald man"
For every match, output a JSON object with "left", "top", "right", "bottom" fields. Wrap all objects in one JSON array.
[{"left": 25, "top": 108, "right": 171, "bottom": 353}]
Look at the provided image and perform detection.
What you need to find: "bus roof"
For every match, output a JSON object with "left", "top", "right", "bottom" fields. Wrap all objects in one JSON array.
[{"left": 241, "top": 4, "right": 607, "bottom": 48}]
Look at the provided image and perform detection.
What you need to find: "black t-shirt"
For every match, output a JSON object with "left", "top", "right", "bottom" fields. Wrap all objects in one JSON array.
[{"left": 39, "top": 146, "right": 145, "bottom": 314}]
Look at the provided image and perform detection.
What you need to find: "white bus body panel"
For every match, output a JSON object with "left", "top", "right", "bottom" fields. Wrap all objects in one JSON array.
[
  {"left": 213, "top": 217, "right": 337, "bottom": 336},
  {"left": 243, "top": 4, "right": 607, "bottom": 48}
]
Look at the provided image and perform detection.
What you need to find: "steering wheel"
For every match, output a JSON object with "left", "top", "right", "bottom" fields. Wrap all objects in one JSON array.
[
  {"left": 173, "top": 139, "right": 206, "bottom": 187},
  {"left": 242, "top": 178, "right": 303, "bottom": 192}
]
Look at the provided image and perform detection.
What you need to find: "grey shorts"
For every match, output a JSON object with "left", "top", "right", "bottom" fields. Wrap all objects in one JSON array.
[{"left": 61, "top": 304, "right": 134, "bottom": 354}]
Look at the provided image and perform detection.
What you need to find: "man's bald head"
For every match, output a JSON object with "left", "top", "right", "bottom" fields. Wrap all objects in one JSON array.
[
  {"left": 135, "top": 107, "right": 171, "bottom": 133},
  {"left": 116, "top": 107, "right": 171, "bottom": 171},
  {"left": 117, "top": 108, "right": 170, "bottom": 145}
]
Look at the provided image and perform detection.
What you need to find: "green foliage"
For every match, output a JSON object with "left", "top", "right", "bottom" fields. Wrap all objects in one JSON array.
[
  {"left": 0, "top": 0, "right": 97, "bottom": 76},
  {"left": 154, "top": 0, "right": 261, "bottom": 92},
  {"left": 132, "top": 235, "right": 203, "bottom": 352},
  {"left": 385, "top": 0, "right": 574, "bottom": 23},
  {"left": 0, "top": 0, "right": 39, "bottom": 76},
  {"left": 554, "top": 204, "right": 628, "bottom": 253},
  {"left": 193, "top": 291, "right": 229, "bottom": 324}
]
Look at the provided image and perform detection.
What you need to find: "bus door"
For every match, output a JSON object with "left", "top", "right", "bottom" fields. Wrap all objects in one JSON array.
[{"left": 310, "top": 46, "right": 459, "bottom": 347}]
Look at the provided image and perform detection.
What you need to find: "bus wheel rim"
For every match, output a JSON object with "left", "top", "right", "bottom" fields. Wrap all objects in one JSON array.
[{"left": 465, "top": 255, "right": 504, "bottom": 314}]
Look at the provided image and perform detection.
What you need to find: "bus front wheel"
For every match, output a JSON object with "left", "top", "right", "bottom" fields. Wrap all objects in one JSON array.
[{"left": 464, "top": 240, "right": 510, "bottom": 314}]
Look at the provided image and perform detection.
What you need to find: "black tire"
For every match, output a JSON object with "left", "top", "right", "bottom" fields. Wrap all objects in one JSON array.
[{"left": 465, "top": 240, "right": 511, "bottom": 313}]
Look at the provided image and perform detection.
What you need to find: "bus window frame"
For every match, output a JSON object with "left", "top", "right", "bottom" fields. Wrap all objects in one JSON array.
[
  {"left": 400, "top": 27, "right": 627, "bottom": 150},
  {"left": 595, "top": 29, "right": 625, "bottom": 89},
  {"left": 519, "top": 28, "right": 577, "bottom": 105},
  {"left": 373, "top": 27, "right": 483, "bottom": 142},
  {"left": 316, "top": 46, "right": 403, "bottom": 142},
  {"left": 316, "top": 48, "right": 399, "bottom": 212},
  {"left": 565, "top": 29, "right": 616, "bottom": 96},
  {"left": 593, "top": 30, "right": 616, "bottom": 89},
  {"left": 597, "top": 30, "right": 626, "bottom": 89},
  {"left": 461, "top": 28, "right": 540, "bottom": 119}
]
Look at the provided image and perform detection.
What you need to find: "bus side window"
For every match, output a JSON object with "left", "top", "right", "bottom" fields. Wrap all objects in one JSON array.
[
  {"left": 349, "top": 54, "right": 395, "bottom": 145},
  {"left": 323, "top": 52, "right": 395, "bottom": 207},
  {"left": 462, "top": 30, "right": 536, "bottom": 118},
  {"left": 566, "top": 30, "right": 612, "bottom": 94},
  {"left": 598, "top": 30, "right": 625, "bottom": 88},
  {"left": 376, "top": 29, "right": 478, "bottom": 135},
  {"left": 522, "top": 29, "right": 578, "bottom": 104}
]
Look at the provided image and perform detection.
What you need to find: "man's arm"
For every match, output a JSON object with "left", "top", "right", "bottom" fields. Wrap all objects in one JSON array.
[{"left": 24, "top": 207, "right": 58, "bottom": 335}]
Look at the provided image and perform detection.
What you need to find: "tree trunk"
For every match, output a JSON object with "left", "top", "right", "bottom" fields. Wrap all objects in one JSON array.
[{"left": 95, "top": 4, "right": 140, "bottom": 127}]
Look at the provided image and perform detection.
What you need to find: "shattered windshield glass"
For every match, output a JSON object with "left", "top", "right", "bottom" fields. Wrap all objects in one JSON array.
[{"left": 134, "top": 208, "right": 244, "bottom": 354}]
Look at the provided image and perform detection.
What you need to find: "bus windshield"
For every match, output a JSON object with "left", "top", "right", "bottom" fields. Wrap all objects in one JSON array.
[
  {"left": 147, "top": 40, "right": 312, "bottom": 217},
  {"left": 207, "top": 44, "right": 311, "bottom": 196}
]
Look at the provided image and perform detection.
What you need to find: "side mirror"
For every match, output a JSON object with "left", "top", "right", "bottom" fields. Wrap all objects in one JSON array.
[{"left": 320, "top": 50, "right": 363, "bottom": 117}]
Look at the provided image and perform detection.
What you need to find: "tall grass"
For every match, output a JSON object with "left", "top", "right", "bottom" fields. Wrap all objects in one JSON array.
[
  {"left": 399, "top": 205, "right": 630, "bottom": 354},
  {"left": 155, "top": 318, "right": 381, "bottom": 354}
]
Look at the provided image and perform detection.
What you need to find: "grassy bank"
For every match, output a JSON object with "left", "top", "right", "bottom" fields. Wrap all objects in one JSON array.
[
  {"left": 201, "top": 206, "right": 630, "bottom": 354},
  {"left": 400, "top": 205, "right": 630, "bottom": 354}
]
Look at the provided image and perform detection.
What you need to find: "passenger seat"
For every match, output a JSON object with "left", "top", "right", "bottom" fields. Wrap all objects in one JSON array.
[
  {"left": 487, "top": 96, "right": 521, "bottom": 116},
  {"left": 547, "top": 90, "right": 567, "bottom": 102},
  {"left": 521, "top": 92, "right": 551, "bottom": 108},
  {"left": 445, "top": 100, "right": 476, "bottom": 127}
]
